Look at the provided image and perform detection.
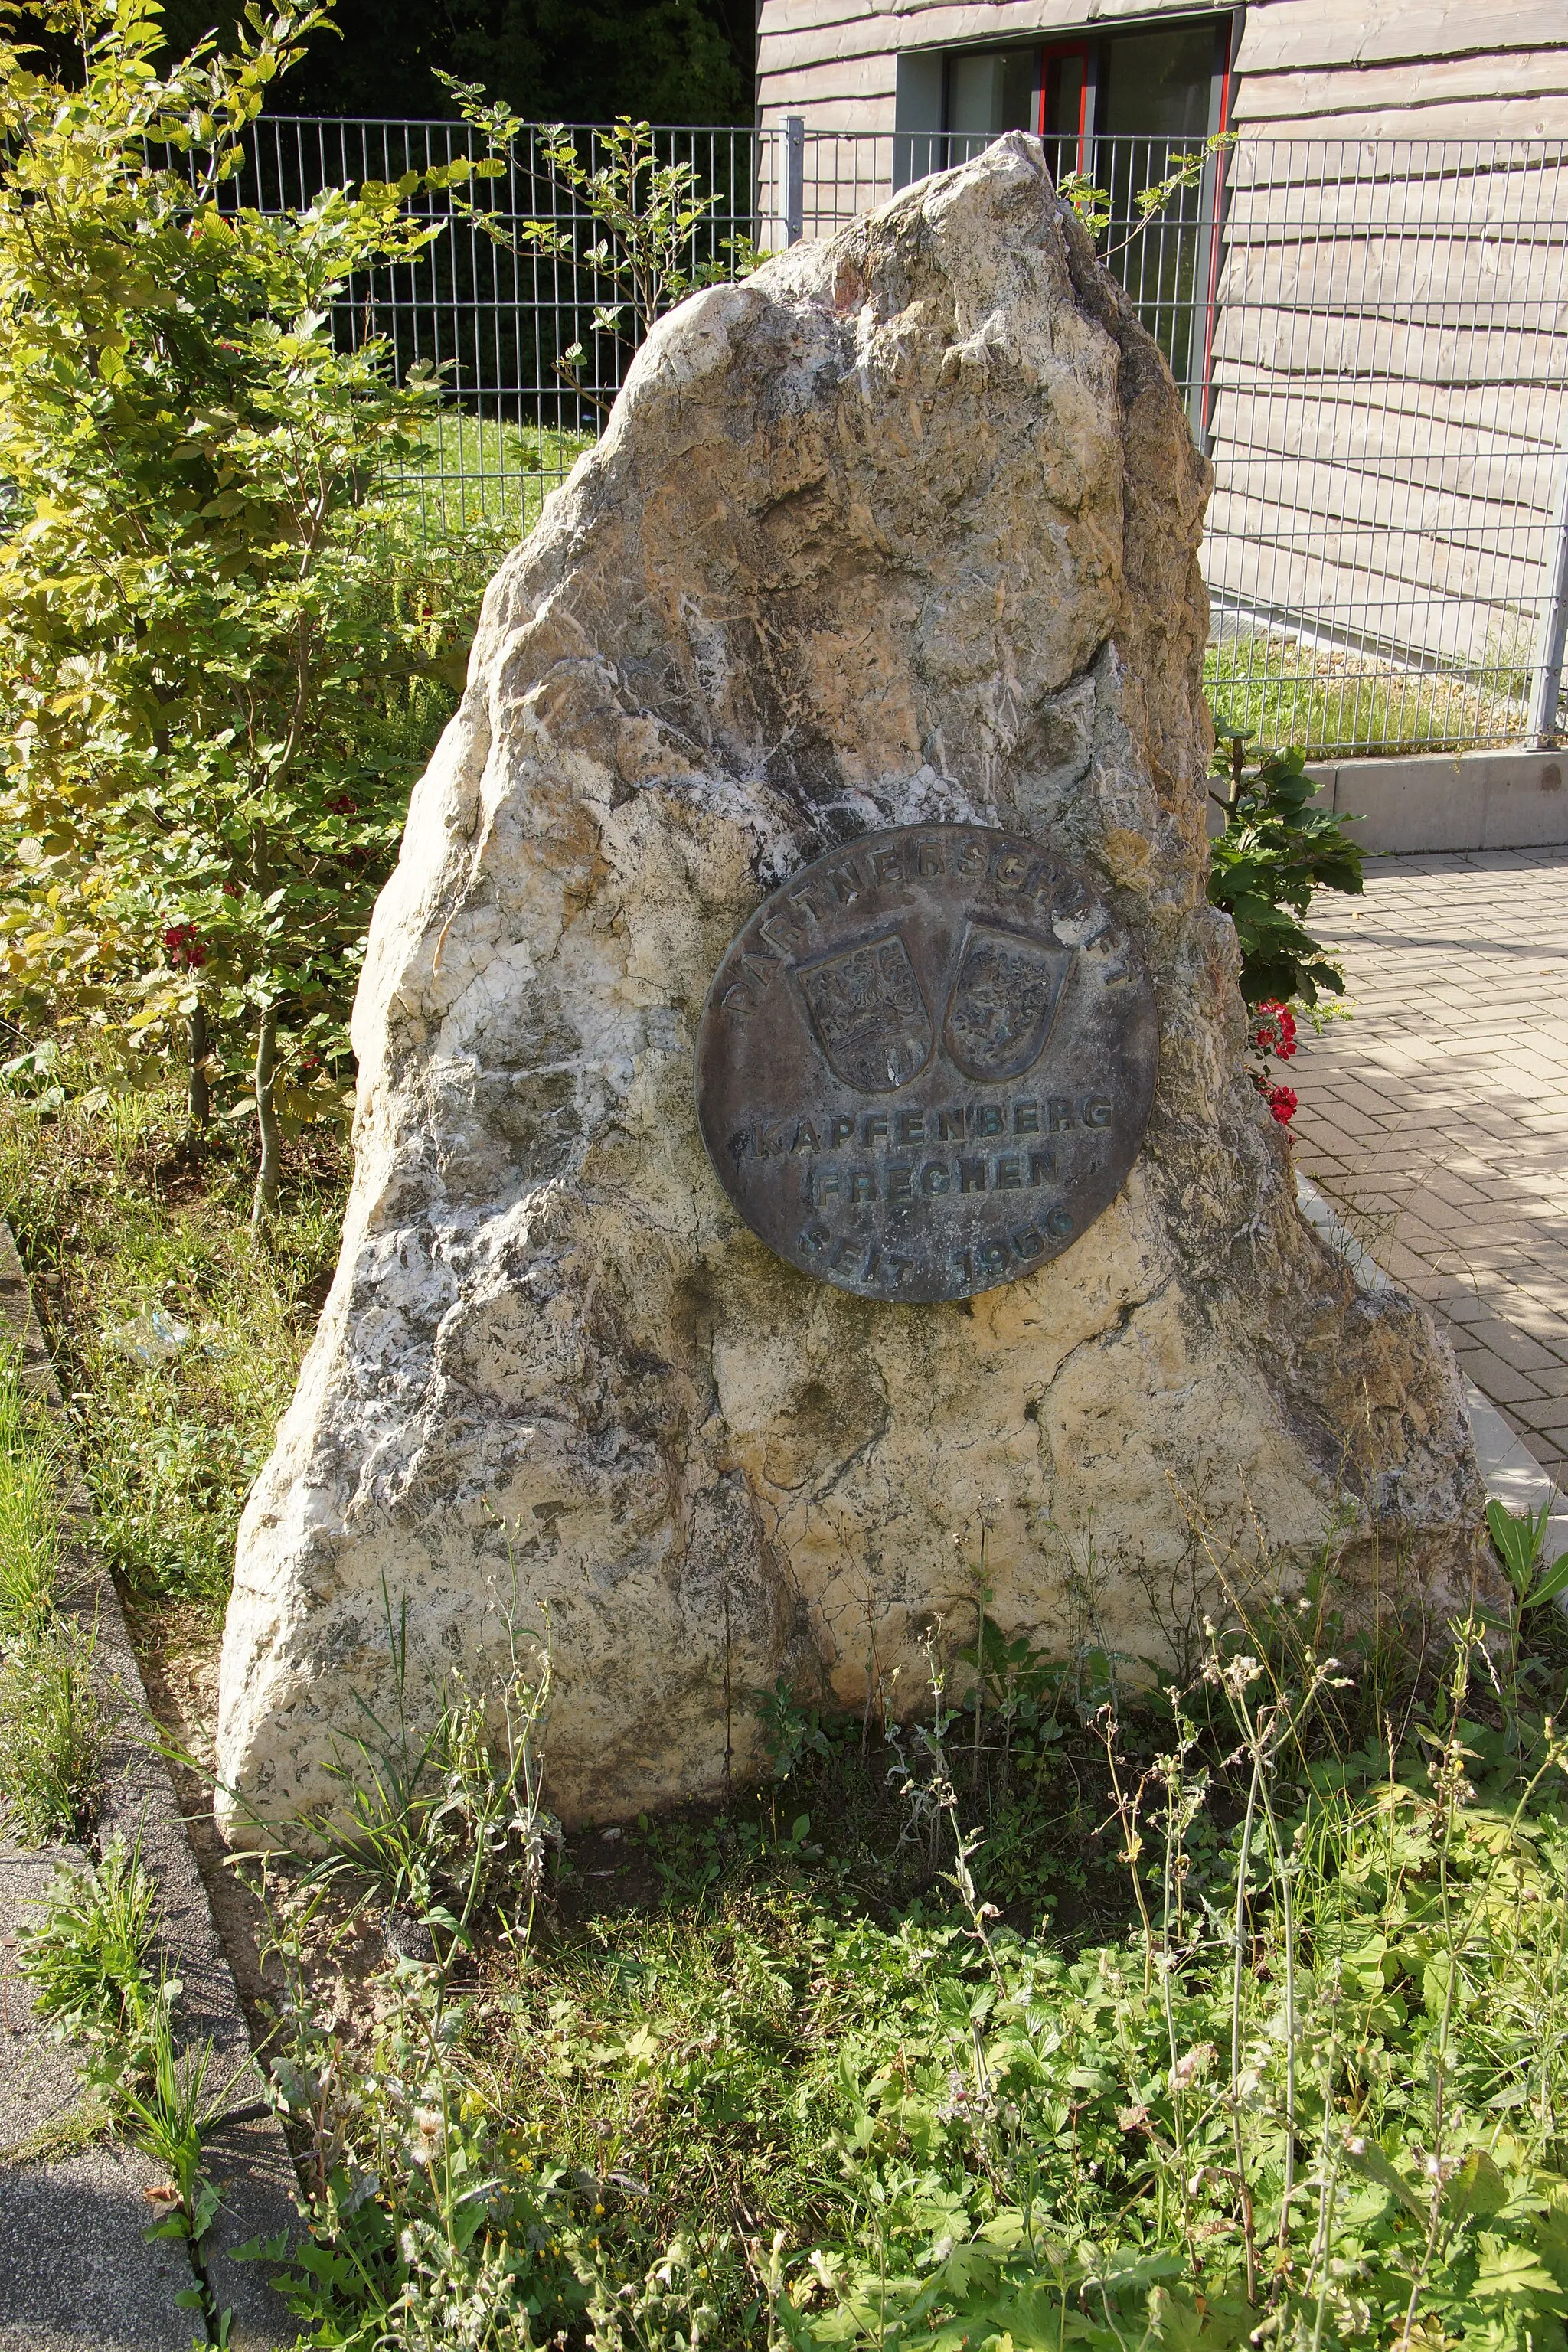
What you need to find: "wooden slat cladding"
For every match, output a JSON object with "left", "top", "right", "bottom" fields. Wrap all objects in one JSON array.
[
  {"left": 1233, "top": 100, "right": 1568, "bottom": 139},
  {"left": 1207, "top": 484, "right": 1553, "bottom": 601},
  {"left": 1210, "top": 305, "right": 1568, "bottom": 390},
  {"left": 758, "top": 54, "right": 898, "bottom": 106},
  {"left": 760, "top": 0, "right": 1204, "bottom": 62},
  {"left": 1208, "top": 442, "right": 1560, "bottom": 553},
  {"left": 1207, "top": 133, "right": 1568, "bottom": 668},
  {"left": 1204, "top": 540, "right": 1538, "bottom": 667},
  {"left": 1221, "top": 165, "right": 1568, "bottom": 240},
  {"left": 1236, "top": 60, "right": 1568, "bottom": 130},
  {"left": 1236, "top": 0, "right": 1568, "bottom": 78},
  {"left": 757, "top": 0, "right": 1568, "bottom": 133},
  {"left": 1210, "top": 387, "right": 1563, "bottom": 493},
  {"left": 1217, "top": 243, "right": 1568, "bottom": 331}
]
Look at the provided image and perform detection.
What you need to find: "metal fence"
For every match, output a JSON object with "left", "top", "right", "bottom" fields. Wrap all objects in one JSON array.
[
  {"left": 234, "top": 117, "right": 1568, "bottom": 754},
  {"left": 224, "top": 117, "right": 765, "bottom": 535}
]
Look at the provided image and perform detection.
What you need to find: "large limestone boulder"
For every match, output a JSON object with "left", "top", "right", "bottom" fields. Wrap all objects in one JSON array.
[{"left": 217, "top": 134, "right": 1483, "bottom": 1839}]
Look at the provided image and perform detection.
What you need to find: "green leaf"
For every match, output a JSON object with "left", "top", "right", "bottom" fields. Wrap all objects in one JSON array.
[
  {"left": 1525, "top": 1547, "right": 1568, "bottom": 1610},
  {"left": 1467, "top": 2242, "right": 1565, "bottom": 2301},
  {"left": 1446, "top": 2148, "right": 1510, "bottom": 2225},
  {"left": 1487, "top": 1498, "right": 1550, "bottom": 1598},
  {"left": 1532, "top": 2203, "right": 1568, "bottom": 2292},
  {"left": 1344, "top": 2137, "right": 1428, "bottom": 2220}
]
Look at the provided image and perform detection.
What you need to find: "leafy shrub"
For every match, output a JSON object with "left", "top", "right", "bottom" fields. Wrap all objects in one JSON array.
[
  {"left": 1207, "top": 740, "right": 1364, "bottom": 1006},
  {"left": 0, "top": 0, "right": 504, "bottom": 1220}
]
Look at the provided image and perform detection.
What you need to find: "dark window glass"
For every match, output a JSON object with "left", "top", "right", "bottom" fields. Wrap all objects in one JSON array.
[
  {"left": 1099, "top": 24, "right": 1222, "bottom": 394},
  {"left": 946, "top": 47, "right": 1036, "bottom": 144},
  {"left": 1041, "top": 47, "right": 1087, "bottom": 185},
  {"left": 1100, "top": 25, "right": 1215, "bottom": 139},
  {"left": 1044, "top": 51, "right": 1084, "bottom": 141}
]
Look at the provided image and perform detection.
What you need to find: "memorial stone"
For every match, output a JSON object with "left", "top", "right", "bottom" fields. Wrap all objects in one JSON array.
[{"left": 216, "top": 134, "right": 1485, "bottom": 1839}]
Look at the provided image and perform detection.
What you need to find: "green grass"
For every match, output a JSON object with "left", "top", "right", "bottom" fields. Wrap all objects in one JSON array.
[
  {"left": 0, "top": 1357, "right": 61, "bottom": 1638},
  {"left": 0, "top": 1617, "right": 105, "bottom": 1842},
  {"left": 14, "top": 1038, "right": 1568, "bottom": 2350},
  {"left": 0, "top": 1054, "right": 345, "bottom": 1626},
  {"left": 0, "top": 1348, "right": 106, "bottom": 1841},
  {"left": 223, "top": 1599, "right": 1568, "bottom": 2352},
  {"left": 1207, "top": 629, "right": 1532, "bottom": 758},
  {"left": 400, "top": 413, "right": 597, "bottom": 540}
]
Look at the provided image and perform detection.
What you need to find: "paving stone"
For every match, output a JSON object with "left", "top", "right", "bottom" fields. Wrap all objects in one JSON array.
[{"left": 1293, "top": 848, "right": 1568, "bottom": 1481}]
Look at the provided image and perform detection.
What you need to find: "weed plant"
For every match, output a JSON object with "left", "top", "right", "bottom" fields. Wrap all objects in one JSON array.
[
  {"left": 21, "top": 1496, "right": 1568, "bottom": 2349},
  {"left": 15, "top": 1056, "right": 1568, "bottom": 2348},
  {"left": 20, "top": 1833, "right": 247, "bottom": 2337},
  {"left": 0, "top": 1617, "right": 106, "bottom": 1841},
  {"left": 103, "top": 1524, "right": 1537, "bottom": 2351},
  {"left": 19, "top": 1834, "right": 162, "bottom": 2055}
]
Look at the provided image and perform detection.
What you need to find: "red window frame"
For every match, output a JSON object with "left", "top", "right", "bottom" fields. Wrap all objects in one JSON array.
[{"left": 1037, "top": 41, "right": 1092, "bottom": 178}]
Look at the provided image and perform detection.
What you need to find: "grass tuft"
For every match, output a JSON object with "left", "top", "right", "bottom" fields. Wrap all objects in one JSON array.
[
  {"left": 0, "top": 1617, "right": 106, "bottom": 1843},
  {"left": 0, "top": 1046, "right": 345, "bottom": 1630},
  {"left": 0, "top": 1358, "right": 60, "bottom": 1640}
]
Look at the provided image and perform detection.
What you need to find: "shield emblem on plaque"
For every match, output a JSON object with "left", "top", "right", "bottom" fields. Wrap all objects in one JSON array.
[
  {"left": 942, "top": 923, "right": 1073, "bottom": 1083},
  {"left": 795, "top": 928, "right": 934, "bottom": 1093}
]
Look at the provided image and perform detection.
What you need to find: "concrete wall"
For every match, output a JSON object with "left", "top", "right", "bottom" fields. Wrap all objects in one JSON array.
[{"left": 1307, "top": 749, "right": 1568, "bottom": 852}]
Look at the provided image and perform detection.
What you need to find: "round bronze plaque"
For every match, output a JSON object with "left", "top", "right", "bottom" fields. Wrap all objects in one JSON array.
[{"left": 694, "top": 822, "right": 1158, "bottom": 1303}]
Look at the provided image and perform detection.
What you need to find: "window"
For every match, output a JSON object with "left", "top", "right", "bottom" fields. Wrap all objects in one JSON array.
[
  {"left": 920, "top": 15, "right": 1236, "bottom": 427},
  {"left": 934, "top": 17, "right": 1231, "bottom": 153},
  {"left": 946, "top": 47, "right": 1036, "bottom": 145},
  {"left": 1040, "top": 44, "right": 1091, "bottom": 184},
  {"left": 1100, "top": 24, "right": 1219, "bottom": 142}
]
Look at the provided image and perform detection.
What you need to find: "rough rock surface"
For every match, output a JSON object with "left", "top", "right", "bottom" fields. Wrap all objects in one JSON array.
[{"left": 216, "top": 135, "right": 1485, "bottom": 1838}]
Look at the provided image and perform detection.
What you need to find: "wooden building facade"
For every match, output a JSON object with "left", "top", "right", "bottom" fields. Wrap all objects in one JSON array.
[
  {"left": 756, "top": 2, "right": 1568, "bottom": 159},
  {"left": 754, "top": 2, "right": 1568, "bottom": 740}
]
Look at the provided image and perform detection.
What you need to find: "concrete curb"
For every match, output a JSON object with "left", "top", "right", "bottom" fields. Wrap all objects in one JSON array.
[
  {"left": 1305, "top": 748, "right": 1568, "bottom": 855},
  {"left": 1295, "top": 1174, "right": 1568, "bottom": 1564},
  {"left": 0, "top": 1222, "right": 297, "bottom": 2350}
]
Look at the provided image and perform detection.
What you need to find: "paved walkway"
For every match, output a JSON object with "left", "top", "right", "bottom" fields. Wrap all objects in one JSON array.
[{"left": 1291, "top": 846, "right": 1568, "bottom": 1488}]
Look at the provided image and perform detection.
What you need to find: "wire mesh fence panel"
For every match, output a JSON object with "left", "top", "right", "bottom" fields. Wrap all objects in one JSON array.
[
  {"left": 224, "top": 117, "right": 775, "bottom": 535},
  {"left": 234, "top": 116, "right": 1568, "bottom": 751},
  {"left": 1205, "top": 139, "right": 1568, "bottom": 754}
]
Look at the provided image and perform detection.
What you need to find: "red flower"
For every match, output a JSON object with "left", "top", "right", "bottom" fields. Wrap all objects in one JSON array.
[
  {"left": 1267, "top": 1084, "right": 1298, "bottom": 1125},
  {"left": 162, "top": 922, "right": 206, "bottom": 970},
  {"left": 1253, "top": 1000, "right": 1298, "bottom": 1061},
  {"left": 222, "top": 879, "right": 242, "bottom": 897},
  {"left": 330, "top": 792, "right": 358, "bottom": 815}
]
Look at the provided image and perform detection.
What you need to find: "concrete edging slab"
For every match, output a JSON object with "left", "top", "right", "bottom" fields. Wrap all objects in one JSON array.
[{"left": 1305, "top": 748, "right": 1568, "bottom": 855}]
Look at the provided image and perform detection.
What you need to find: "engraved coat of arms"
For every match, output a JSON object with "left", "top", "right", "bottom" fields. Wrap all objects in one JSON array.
[
  {"left": 941, "top": 923, "right": 1073, "bottom": 1083},
  {"left": 795, "top": 929, "right": 934, "bottom": 1092}
]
